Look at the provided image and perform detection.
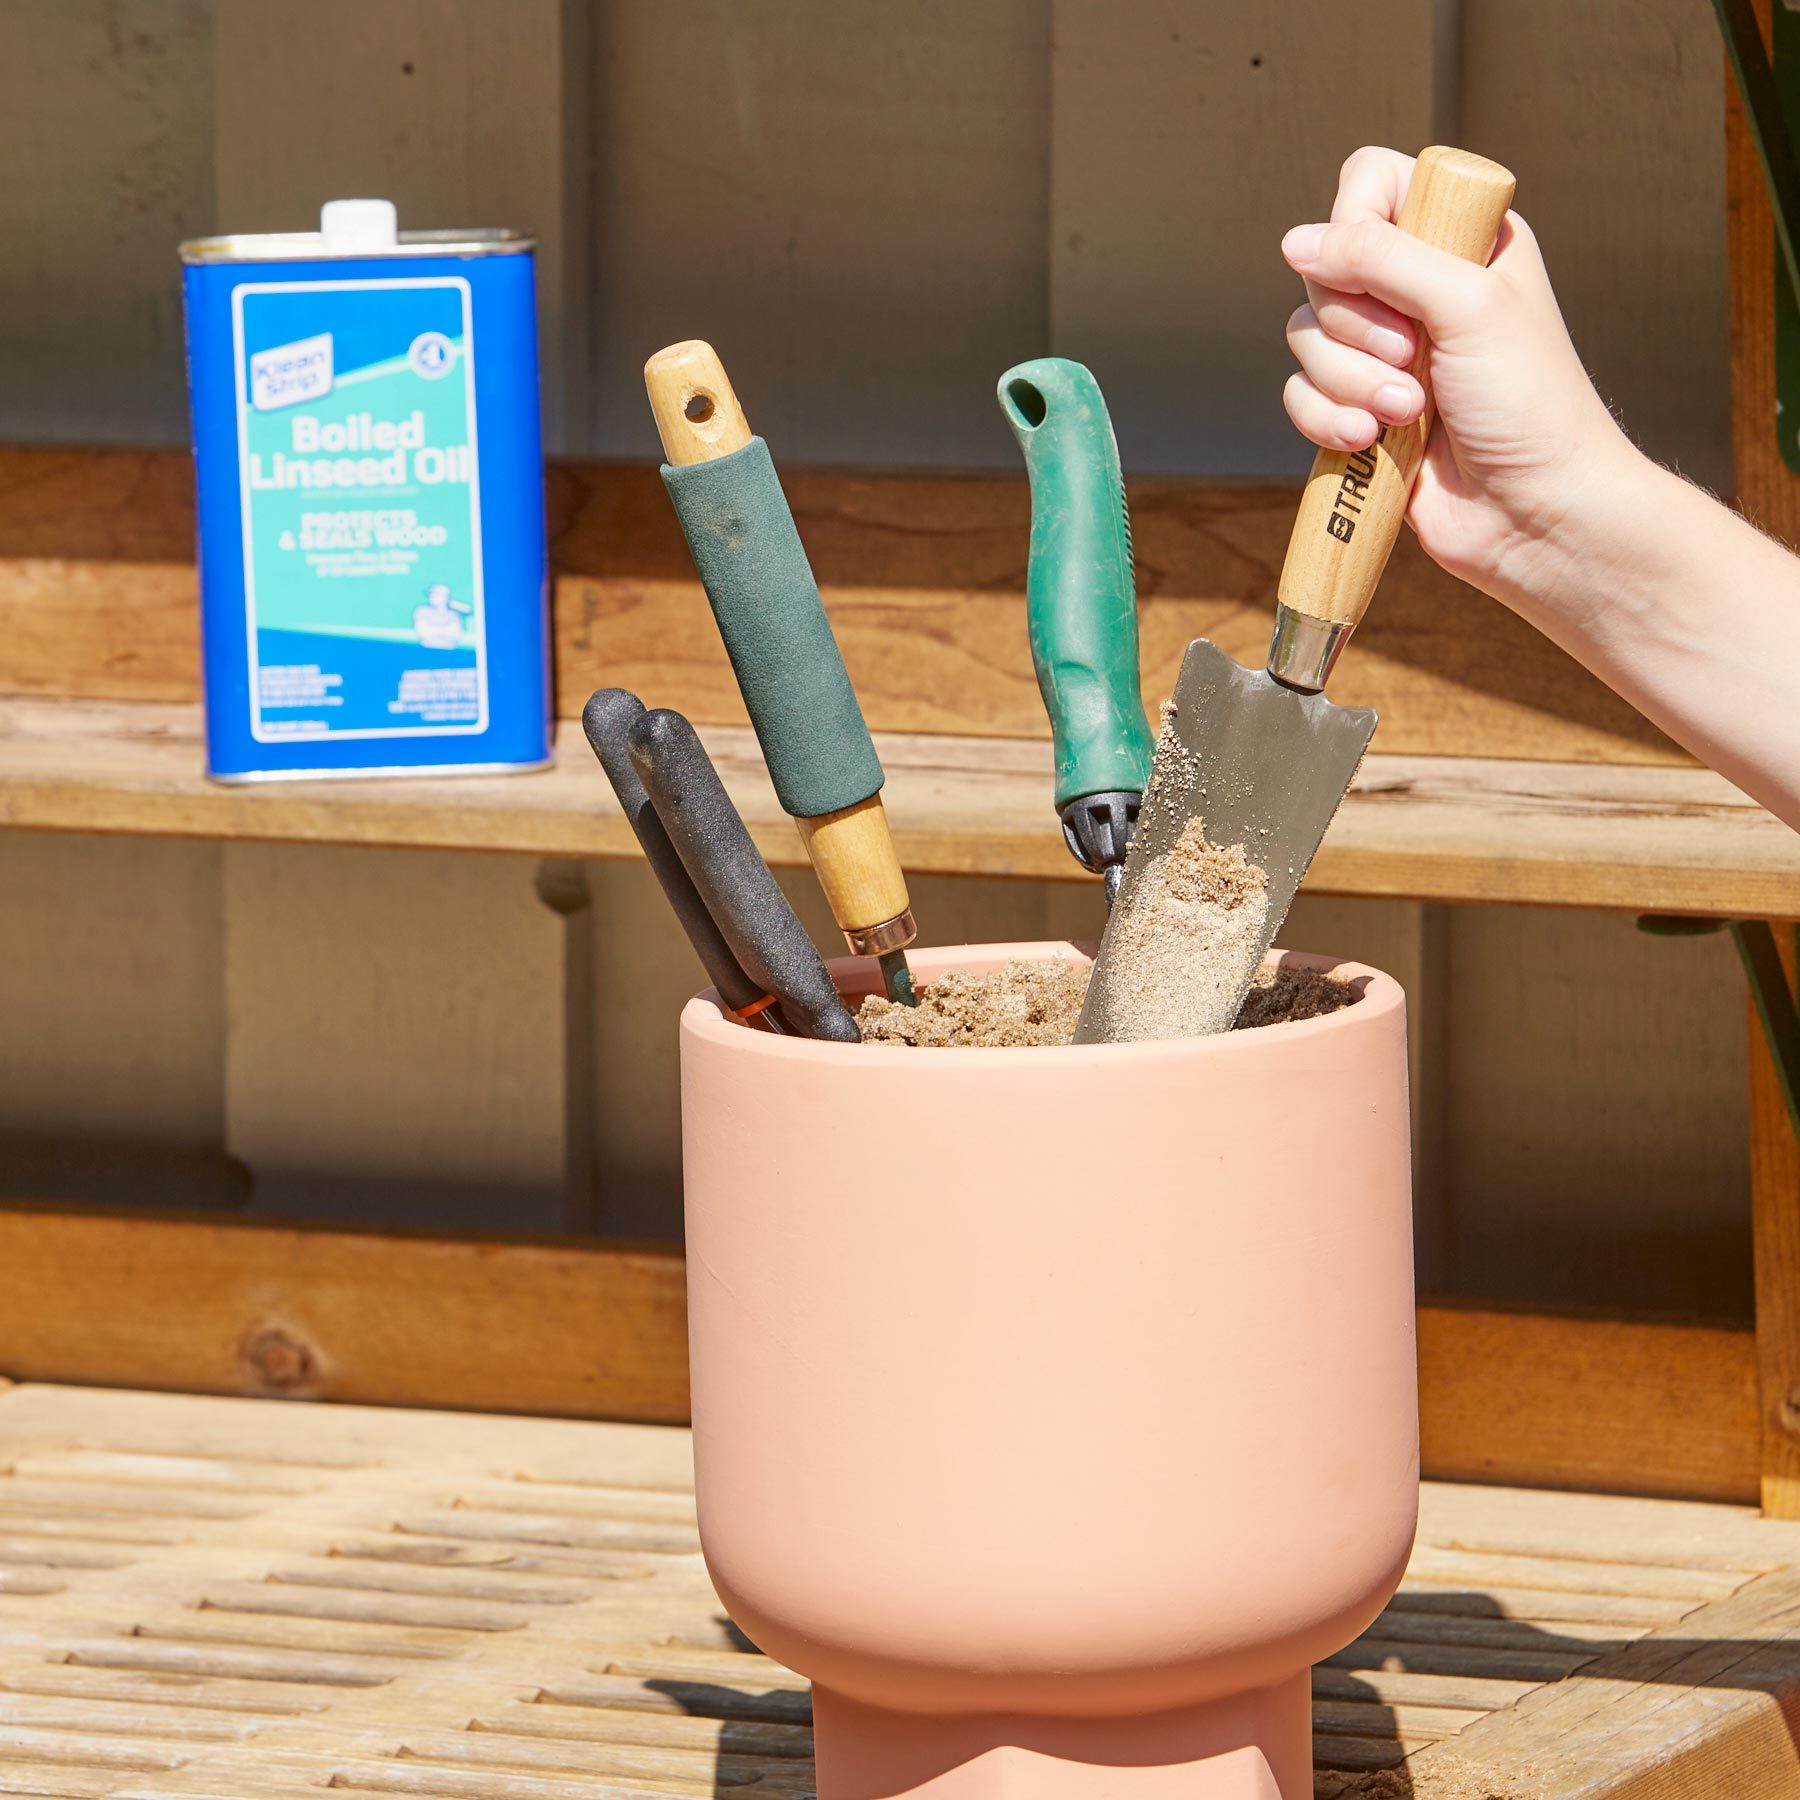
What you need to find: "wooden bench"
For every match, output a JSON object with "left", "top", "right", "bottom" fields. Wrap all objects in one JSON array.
[{"left": 0, "top": 424, "right": 1790, "bottom": 1512}]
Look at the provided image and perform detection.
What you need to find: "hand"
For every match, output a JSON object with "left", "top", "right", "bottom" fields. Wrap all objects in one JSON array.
[{"left": 1279, "top": 146, "right": 1641, "bottom": 622}]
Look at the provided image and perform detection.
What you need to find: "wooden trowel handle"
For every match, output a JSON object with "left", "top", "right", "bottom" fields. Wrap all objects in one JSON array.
[
  {"left": 645, "top": 339, "right": 753, "bottom": 465},
  {"left": 1272, "top": 146, "right": 1516, "bottom": 691}
]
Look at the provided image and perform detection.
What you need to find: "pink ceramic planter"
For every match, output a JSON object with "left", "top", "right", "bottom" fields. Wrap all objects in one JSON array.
[{"left": 681, "top": 942, "right": 1416, "bottom": 1800}]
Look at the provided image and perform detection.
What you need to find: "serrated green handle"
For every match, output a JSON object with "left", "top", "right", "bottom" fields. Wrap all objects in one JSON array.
[{"left": 998, "top": 358, "right": 1154, "bottom": 812}]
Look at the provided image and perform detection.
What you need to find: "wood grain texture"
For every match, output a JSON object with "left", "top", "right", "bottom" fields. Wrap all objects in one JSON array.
[
  {"left": 1753, "top": 929, "right": 1800, "bottom": 1518},
  {"left": 3, "top": 1385, "right": 1800, "bottom": 1800},
  {"left": 642, "top": 341, "right": 753, "bottom": 466},
  {"left": 1729, "top": 0, "right": 1795, "bottom": 543},
  {"left": 0, "top": 1207, "right": 1756, "bottom": 1502},
  {"left": 1417, "top": 1304, "right": 1760, "bottom": 1504},
  {"left": 5, "top": 700, "right": 1795, "bottom": 915},
  {"left": 1728, "top": 1, "right": 1800, "bottom": 1521},
  {"left": 221, "top": 844, "right": 594, "bottom": 1236},
  {"left": 0, "top": 1212, "right": 688, "bottom": 1422},
  {"left": 0, "top": 446, "right": 1688, "bottom": 766},
  {"left": 796, "top": 797, "right": 911, "bottom": 936},
  {"left": 1389, "top": 1564, "right": 1800, "bottom": 1799}
]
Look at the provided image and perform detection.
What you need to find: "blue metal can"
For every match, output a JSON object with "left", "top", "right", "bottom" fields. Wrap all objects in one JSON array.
[{"left": 180, "top": 200, "right": 551, "bottom": 780}]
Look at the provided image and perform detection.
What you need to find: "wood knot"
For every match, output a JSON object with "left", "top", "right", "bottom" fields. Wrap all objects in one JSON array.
[
  {"left": 1781, "top": 1384, "right": 1800, "bottom": 1438},
  {"left": 239, "top": 1324, "right": 322, "bottom": 1396}
]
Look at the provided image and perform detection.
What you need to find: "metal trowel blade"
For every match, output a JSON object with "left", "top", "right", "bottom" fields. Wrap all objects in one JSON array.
[{"left": 1074, "top": 637, "right": 1377, "bottom": 1044}]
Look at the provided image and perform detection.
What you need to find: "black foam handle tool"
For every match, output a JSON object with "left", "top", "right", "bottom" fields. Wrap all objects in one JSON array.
[
  {"left": 627, "top": 708, "right": 862, "bottom": 1044},
  {"left": 581, "top": 688, "right": 785, "bottom": 1033}
]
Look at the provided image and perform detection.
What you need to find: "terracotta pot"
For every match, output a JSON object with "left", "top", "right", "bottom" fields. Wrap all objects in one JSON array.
[{"left": 681, "top": 942, "right": 1415, "bottom": 1800}]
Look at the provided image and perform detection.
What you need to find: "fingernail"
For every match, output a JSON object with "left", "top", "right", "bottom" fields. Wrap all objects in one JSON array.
[
  {"left": 1368, "top": 326, "right": 1410, "bottom": 363},
  {"left": 1282, "top": 224, "right": 1326, "bottom": 264},
  {"left": 1373, "top": 382, "right": 1415, "bottom": 420}
]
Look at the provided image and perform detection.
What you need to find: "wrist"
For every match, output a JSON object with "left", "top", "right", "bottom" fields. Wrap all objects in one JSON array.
[{"left": 1486, "top": 434, "right": 1663, "bottom": 633}]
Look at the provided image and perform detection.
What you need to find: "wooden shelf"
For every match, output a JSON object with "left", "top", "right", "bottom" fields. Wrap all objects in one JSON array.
[
  {"left": 0, "top": 1207, "right": 1758, "bottom": 1502},
  {"left": 0, "top": 1382, "right": 1794, "bottom": 1799},
  {"left": 3, "top": 695, "right": 1796, "bottom": 914}
]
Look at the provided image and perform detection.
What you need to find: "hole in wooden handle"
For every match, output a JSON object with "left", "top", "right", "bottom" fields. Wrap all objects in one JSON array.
[{"left": 684, "top": 392, "right": 715, "bottom": 424}]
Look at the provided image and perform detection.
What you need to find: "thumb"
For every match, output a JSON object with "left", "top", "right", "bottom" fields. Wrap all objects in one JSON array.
[{"left": 1283, "top": 216, "right": 1493, "bottom": 346}]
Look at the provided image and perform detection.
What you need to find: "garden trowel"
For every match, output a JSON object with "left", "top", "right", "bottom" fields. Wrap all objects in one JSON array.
[{"left": 1076, "top": 146, "right": 1515, "bottom": 1044}]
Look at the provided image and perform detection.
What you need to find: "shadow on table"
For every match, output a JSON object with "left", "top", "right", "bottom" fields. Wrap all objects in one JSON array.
[{"left": 643, "top": 1595, "right": 1800, "bottom": 1799}]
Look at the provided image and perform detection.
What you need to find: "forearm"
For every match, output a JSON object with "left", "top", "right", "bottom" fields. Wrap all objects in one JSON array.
[{"left": 1490, "top": 451, "right": 1800, "bottom": 830}]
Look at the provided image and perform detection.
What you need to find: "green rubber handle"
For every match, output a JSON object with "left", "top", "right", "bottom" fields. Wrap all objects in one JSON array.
[
  {"left": 997, "top": 358, "right": 1155, "bottom": 812},
  {"left": 661, "top": 438, "right": 884, "bottom": 821}
]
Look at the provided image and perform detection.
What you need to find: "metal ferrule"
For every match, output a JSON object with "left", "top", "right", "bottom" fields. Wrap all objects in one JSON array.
[
  {"left": 1266, "top": 604, "right": 1353, "bottom": 694},
  {"left": 844, "top": 909, "right": 917, "bottom": 957}
]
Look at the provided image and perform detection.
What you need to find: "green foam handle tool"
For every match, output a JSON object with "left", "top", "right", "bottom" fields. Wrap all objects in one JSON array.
[
  {"left": 998, "top": 357, "right": 1155, "bottom": 905},
  {"left": 645, "top": 340, "right": 916, "bottom": 1007}
]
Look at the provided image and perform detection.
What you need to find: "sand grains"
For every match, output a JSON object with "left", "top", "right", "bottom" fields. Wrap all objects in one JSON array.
[{"left": 853, "top": 951, "right": 1356, "bottom": 1049}]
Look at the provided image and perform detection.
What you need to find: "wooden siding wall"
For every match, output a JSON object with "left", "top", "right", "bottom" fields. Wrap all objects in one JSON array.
[{"left": 0, "top": 0, "right": 1752, "bottom": 1316}]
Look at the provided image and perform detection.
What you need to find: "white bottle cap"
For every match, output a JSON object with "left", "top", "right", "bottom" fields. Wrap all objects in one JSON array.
[{"left": 319, "top": 198, "right": 399, "bottom": 248}]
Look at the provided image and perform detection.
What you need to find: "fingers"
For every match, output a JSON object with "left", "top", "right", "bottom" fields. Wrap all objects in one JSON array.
[
  {"left": 1281, "top": 216, "right": 1489, "bottom": 342},
  {"left": 1283, "top": 372, "right": 1381, "bottom": 455},
  {"left": 1328, "top": 145, "right": 1416, "bottom": 226},
  {"left": 1285, "top": 304, "right": 1424, "bottom": 426},
  {"left": 1299, "top": 286, "right": 1417, "bottom": 368}
]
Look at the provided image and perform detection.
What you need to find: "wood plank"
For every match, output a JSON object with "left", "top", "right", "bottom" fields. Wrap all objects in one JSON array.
[
  {"left": 1396, "top": 1565, "right": 1800, "bottom": 1799},
  {"left": 0, "top": 3, "right": 210, "bottom": 447},
  {"left": 1753, "top": 928, "right": 1800, "bottom": 1518},
  {"left": 0, "top": 1211, "right": 688, "bottom": 1424},
  {"left": 221, "top": 844, "right": 594, "bottom": 1236},
  {"left": 1727, "top": 1, "right": 1800, "bottom": 1526},
  {"left": 3, "top": 1384, "right": 1797, "bottom": 1800},
  {"left": 1417, "top": 1304, "right": 1761, "bottom": 1505},
  {"left": 1046, "top": 0, "right": 1448, "bottom": 474},
  {"left": 584, "top": 2, "right": 1048, "bottom": 467},
  {"left": 0, "top": 447, "right": 1687, "bottom": 766},
  {"left": 1441, "top": 908, "right": 1752, "bottom": 1325},
  {"left": 5, "top": 700, "right": 1798, "bottom": 916},
  {"left": 1729, "top": 0, "right": 1795, "bottom": 543},
  {"left": 0, "top": 834, "right": 228, "bottom": 1211},
  {"left": 1460, "top": 0, "right": 1732, "bottom": 492},
  {"left": 0, "top": 1204, "right": 1759, "bottom": 1502}
]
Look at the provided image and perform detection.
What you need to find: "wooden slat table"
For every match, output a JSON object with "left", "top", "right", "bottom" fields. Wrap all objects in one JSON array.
[{"left": 3, "top": 1385, "right": 1800, "bottom": 1800}]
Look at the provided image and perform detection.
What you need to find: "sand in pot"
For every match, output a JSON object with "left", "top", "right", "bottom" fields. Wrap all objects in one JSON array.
[
  {"left": 851, "top": 730, "right": 1355, "bottom": 1052},
  {"left": 1079, "top": 814, "right": 1273, "bottom": 1042},
  {"left": 856, "top": 952, "right": 1356, "bottom": 1048},
  {"left": 859, "top": 959, "right": 1090, "bottom": 1048}
]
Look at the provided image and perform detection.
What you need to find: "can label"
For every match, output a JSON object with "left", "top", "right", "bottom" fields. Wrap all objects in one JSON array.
[{"left": 231, "top": 277, "right": 486, "bottom": 740}]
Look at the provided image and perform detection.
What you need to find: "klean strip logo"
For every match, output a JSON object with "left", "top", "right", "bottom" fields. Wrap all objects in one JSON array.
[{"left": 251, "top": 333, "right": 333, "bottom": 411}]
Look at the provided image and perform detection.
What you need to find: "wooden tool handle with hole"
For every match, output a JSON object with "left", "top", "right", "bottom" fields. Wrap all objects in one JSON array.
[
  {"left": 1272, "top": 146, "right": 1516, "bottom": 691},
  {"left": 644, "top": 339, "right": 754, "bottom": 465},
  {"left": 644, "top": 340, "right": 914, "bottom": 955}
]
